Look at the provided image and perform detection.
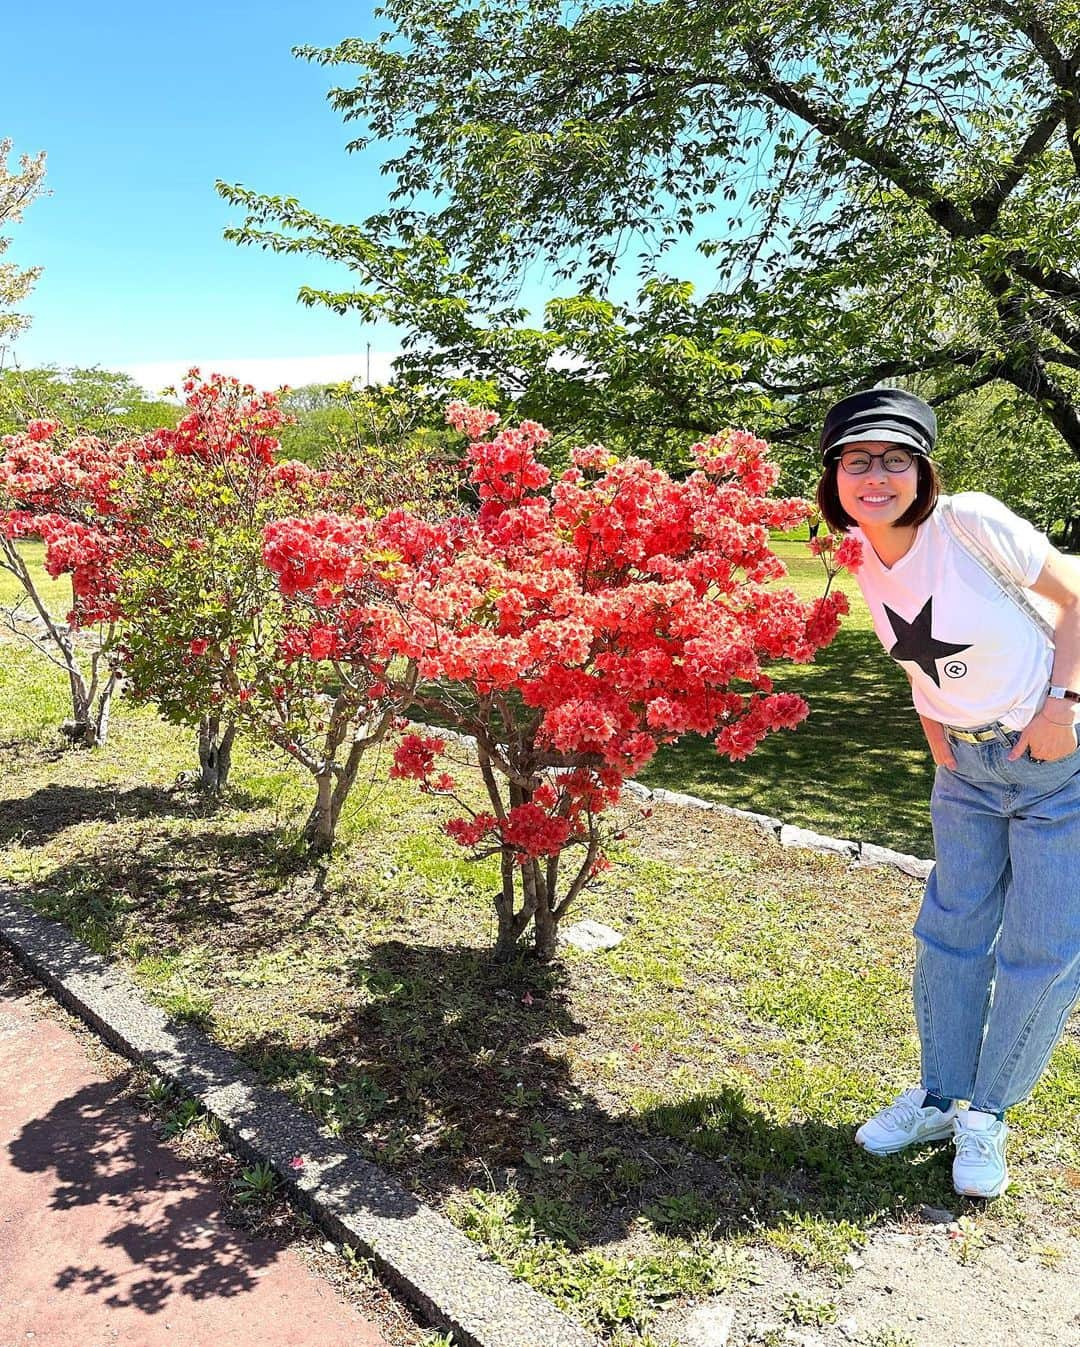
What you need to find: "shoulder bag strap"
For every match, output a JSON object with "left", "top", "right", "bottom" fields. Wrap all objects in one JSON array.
[{"left": 938, "top": 498, "right": 1055, "bottom": 643}]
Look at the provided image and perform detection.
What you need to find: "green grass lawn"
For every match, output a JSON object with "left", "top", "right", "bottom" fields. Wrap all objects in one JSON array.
[
  {"left": 0, "top": 606, "right": 1077, "bottom": 1344},
  {"left": 643, "top": 541, "right": 936, "bottom": 857}
]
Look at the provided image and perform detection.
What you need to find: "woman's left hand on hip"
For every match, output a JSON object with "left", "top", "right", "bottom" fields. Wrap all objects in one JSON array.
[{"left": 1008, "top": 711, "right": 1079, "bottom": 763}]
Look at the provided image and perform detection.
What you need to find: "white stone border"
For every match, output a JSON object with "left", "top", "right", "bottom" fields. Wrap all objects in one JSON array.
[{"left": 413, "top": 723, "right": 935, "bottom": 882}]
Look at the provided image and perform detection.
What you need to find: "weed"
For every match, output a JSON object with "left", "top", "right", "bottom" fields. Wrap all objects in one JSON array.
[
  {"left": 949, "top": 1214, "right": 988, "bottom": 1265},
  {"left": 142, "top": 1076, "right": 174, "bottom": 1108},
  {"left": 159, "top": 1098, "right": 204, "bottom": 1139},
  {"left": 766, "top": 1212, "right": 868, "bottom": 1277},
  {"left": 341, "top": 1243, "right": 376, "bottom": 1283},
  {"left": 643, "top": 1191, "right": 719, "bottom": 1234},
  {"left": 233, "top": 1160, "right": 279, "bottom": 1205},
  {"left": 865, "top": 1330, "right": 916, "bottom": 1347},
  {"left": 161, "top": 986, "right": 214, "bottom": 1028},
  {"left": 783, "top": 1291, "right": 838, "bottom": 1326},
  {"left": 514, "top": 1193, "right": 589, "bottom": 1248}
]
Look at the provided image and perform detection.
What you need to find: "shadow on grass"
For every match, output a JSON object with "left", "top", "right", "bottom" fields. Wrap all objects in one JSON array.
[
  {"left": 236, "top": 940, "right": 960, "bottom": 1253},
  {"left": 10, "top": 817, "right": 330, "bottom": 954},
  {"left": 0, "top": 782, "right": 221, "bottom": 849},
  {"left": 644, "top": 628, "right": 938, "bottom": 857}
]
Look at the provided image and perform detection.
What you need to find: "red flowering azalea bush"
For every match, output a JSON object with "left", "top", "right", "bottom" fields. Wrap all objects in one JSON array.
[
  {"left": 0, "top": 417, "right": 137, "bottom": 745},
  {"left": 267, "top": 404, "right": 848, "bottom": 959},
  {"left": 113, "top": 373, "right": 450, "bottom": 844}
]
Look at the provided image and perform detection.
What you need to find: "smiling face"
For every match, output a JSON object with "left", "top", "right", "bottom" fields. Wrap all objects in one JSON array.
[{"left": 833, "top": 439, "right": 920, "bottom": 531}]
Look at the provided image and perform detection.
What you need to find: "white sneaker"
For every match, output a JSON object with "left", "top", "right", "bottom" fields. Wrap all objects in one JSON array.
[
  {"left": 855, "top": 1087, "right": 958, "bottom": 1155},
  {"left": 952, "top": 1110, "right": 1009, "bottom": 1198}
]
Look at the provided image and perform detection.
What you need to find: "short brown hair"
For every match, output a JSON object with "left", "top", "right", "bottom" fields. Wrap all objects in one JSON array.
[{"left": 816, "top": 455, "right": 942, "bottom": 533}]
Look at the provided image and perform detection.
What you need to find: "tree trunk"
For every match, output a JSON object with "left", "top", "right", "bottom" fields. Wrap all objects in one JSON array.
[
  {"left": 303, "top": 770, "right": 337, "bottom": 855},
  {"left": 533, "top": 897, "right": 558, "bottom": 963},
  {"left": 493, "top": 851, "right": 521, "bottom": 960},
  {"left": 197, "top": 716, "right": 237, "bottom": 792},
  {"left": 61, "top": 662, "right": 118, "bottom": 749},
  {"left": 301, "top": 734, "right": 371, "bottom": 855}
]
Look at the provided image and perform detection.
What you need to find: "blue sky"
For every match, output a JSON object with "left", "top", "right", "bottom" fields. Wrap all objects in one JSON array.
[
  {"left": 3, "top": 1, "right": 411, "bottom": 391},
  {"left": 4, "top": 0, "right": 721, "bottom": 397}
]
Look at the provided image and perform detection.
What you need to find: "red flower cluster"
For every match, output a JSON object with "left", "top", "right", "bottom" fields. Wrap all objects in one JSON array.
[
  {"left": 145, "top": 370, "right": 287, "bottom": 469},
  {"left": 0, "top": 422, "right": 140, "bottom": 625},
  {"left": 500, "top": 802, "right": 573, "bottom": 858},
  {"left": 809, "top": 530, "right": 863, "bottom": 572},
  {"left": 390, "top": 733, "right": 447, "bottom": 782},
  {"left": 264, "top": 406, "right": 844, "bottom": 876}
]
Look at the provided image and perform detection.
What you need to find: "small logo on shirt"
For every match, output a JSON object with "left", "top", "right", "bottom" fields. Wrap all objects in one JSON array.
[{"left": 943, "top": 660, "right": 968, "bottom": 679}]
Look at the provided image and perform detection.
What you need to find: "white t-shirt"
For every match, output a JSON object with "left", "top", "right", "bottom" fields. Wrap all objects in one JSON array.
[{"left": 850, "top": 493, "right": 1055, "bottom": 730}]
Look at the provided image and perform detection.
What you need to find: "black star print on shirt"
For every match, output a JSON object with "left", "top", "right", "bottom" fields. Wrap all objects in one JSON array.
[{"left": 882, "top": 597, "right": 972, "bottom": 687}]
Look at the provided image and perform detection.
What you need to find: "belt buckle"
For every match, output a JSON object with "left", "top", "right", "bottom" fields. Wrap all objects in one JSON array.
[{"left": 947, "top": 725, "right": 998, "bottom": 744}]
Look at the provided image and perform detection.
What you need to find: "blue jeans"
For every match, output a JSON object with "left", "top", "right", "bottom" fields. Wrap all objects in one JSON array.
[{"left": 914, "top": 723, "right": 1080, "bottom": 1113}]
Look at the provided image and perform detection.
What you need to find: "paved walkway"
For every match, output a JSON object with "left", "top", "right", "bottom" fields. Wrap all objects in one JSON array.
[{"left": 0, "top": 977, "right": 392, "bottom": 1347}]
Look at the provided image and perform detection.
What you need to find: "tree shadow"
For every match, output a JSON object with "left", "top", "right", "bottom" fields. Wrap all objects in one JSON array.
[
  {"left": 0, "top": 782, "right": 219, "bottom": 849},
  {"left": 7, "top": 816, "right": 329, "bottom": 957},
  {"left": 7, "top": 1076, "right": 284, "bottom": 1311},
  {"left": 0, "top": 736, "right": 69, "bottom": 765},
  {"left": 236, "top": 940, "right": 960, "bottom": 1254}
]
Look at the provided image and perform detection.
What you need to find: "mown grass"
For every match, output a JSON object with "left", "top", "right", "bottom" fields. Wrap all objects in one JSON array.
[
  {"left": 1, "top": 537, "right": 1077, "bottom": 1343},
  {"left": 643, "top": 542, "right": 936, "bottom": 856}
]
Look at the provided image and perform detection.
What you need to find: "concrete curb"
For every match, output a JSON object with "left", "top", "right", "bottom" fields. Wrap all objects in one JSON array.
[
  {"left": 639, "top": 787, "right": 933, "bottom": 879},
  {"left": 0, "top": 888, "right": 598, "bottom": 1347}
]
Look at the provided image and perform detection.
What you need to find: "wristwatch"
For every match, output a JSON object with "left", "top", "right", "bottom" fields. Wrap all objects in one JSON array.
[{"left": 1047, "top": 685, "right": 1080, "bottom": 703}]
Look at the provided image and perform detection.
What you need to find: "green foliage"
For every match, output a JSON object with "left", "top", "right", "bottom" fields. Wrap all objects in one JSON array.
[
  {"left": 276, "top": 379, "right": 454, "bottom": 468},
  {"left": 218, "top": 0, "right": 1080, "bottom": 488},
  {"left": 0, "top": 366, "right": 179, "bottom": 437},
  {"left": 0, "top": 139, "right": 46, "bottom": 348},
  {"left": 934, "top": 383, "right": 1080, "bottom": 543}
]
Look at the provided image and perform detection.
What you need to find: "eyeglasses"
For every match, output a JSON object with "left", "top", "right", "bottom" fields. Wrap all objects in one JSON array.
[{"left": 837, "top": 447, "right": 915, "bottom": 475}]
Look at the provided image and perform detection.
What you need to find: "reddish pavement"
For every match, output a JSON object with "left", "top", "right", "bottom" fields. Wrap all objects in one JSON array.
[{"left": 0, "top": 979, "right": 392, "bottom": 1347}]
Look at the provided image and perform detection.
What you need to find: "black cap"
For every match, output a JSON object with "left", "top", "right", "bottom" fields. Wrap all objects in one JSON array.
[{"left": 820, "top": 388, "right": 936, "bottom": 462}]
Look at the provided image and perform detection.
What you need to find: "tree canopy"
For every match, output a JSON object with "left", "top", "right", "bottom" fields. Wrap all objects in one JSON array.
[
  {"left": 0, "top": 366, "right": 180, "bottom": 437},
  {"left": 218, "top": 1, "right": 1080, "bottom": 481}
]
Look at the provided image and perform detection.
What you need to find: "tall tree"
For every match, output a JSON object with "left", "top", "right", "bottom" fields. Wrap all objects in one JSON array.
[
  {"left": 219, "top": 1, "right": 1080, "bottom": 470},
  {"left": 0, "top": 140, "right": 46, "bottom": 354}
]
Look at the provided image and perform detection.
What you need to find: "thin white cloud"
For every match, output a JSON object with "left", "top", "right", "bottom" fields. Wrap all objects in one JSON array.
[{"left": 120, "top": 351, "right": 399, "bottom": 397}]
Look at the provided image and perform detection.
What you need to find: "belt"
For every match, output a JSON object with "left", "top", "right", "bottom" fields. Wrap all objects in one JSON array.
[{"left": 945, "top": 724, "right": 1003, "bottom": 744}]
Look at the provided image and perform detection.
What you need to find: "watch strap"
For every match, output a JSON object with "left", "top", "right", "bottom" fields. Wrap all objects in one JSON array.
[{"left": 1047, "top": 685, "right": 1080, "bottom": 702}]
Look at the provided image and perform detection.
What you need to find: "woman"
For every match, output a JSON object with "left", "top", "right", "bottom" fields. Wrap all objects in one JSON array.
[{"left": 816, "top": 387, "right": 1080, "bottom": 1198}]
